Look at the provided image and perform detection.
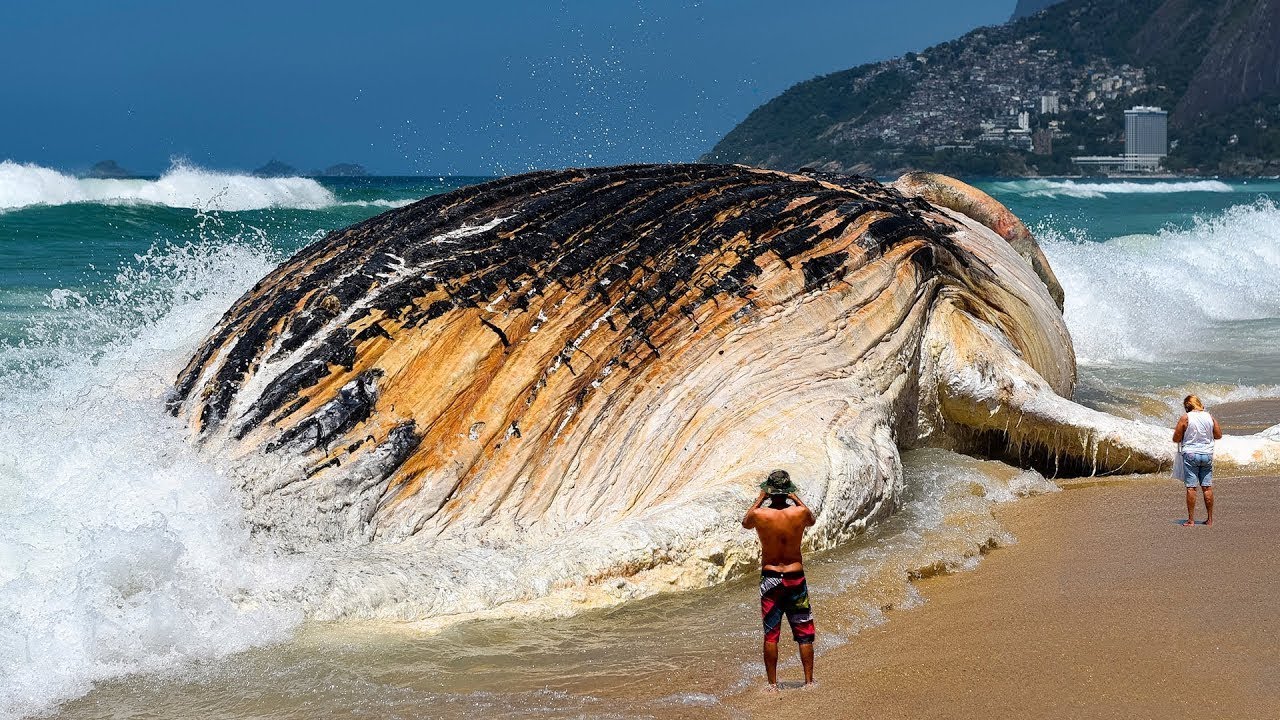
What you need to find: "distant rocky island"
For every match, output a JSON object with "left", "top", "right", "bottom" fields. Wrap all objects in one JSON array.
[
  {"left": 252, "top": 160, "right": 369, "bottom": 177},
  {"left": 704, "top": 0, "right": 1280, "bottom": 176},
  {"left": 253, "top": 160, "right": 301, "bottom": 177},
  {"left": 315, "top": 163, "right": 368, "bottom": 177},
  {"left": 86, "top": 160, "right": 134, "bottom": 179}
]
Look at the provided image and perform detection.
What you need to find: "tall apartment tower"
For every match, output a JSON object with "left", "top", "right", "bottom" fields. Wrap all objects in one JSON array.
[{"left": 1125, "top": 106, "right": 1168, "bottom": 169}]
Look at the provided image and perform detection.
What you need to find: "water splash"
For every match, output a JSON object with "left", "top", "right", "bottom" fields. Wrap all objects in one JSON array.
[
  {"left": 1041, "top": 199, "right": 1280, "bottom": 366},
  {"left": 0, "top": 230, "right": 308, "bottom": 720}
]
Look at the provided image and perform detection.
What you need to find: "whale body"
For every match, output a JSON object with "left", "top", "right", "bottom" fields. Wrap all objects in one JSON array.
[{"left": 169, "top": 164, "right": 1278, "bottom": 622}]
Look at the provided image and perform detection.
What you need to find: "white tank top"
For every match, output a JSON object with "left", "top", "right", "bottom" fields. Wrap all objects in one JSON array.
[{"left": 1182, "top": 410, "right": 1216, "bottom": 454}]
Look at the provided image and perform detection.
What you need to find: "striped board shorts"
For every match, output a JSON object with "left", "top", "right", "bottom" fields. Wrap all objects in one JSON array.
[{"left": 760, "top": 569, "right": 815, "bottom": 644}]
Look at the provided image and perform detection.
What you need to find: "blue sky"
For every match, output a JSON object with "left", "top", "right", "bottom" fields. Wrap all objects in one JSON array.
[{"left": 1, "top": 1, "right": 1014, "bottom": 174}]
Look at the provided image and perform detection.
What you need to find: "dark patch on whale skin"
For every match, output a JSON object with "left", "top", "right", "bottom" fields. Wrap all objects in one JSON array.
[
  {"left": 176, "top": 165, "right": 943, "bottom": 417},
  {"left": 171, "top": 163, "right": 1035, "bottom": 533},
  {"left": 264, "top": 369, "right": 382, "bottom": 453},
  {"left": 801, "top": 251, "right": 849, "bottom": 290}
]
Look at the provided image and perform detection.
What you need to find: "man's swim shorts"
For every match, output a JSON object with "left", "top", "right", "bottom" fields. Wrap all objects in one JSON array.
[{"left": 760, "top": 569, "right": 815, "bottom": 644}]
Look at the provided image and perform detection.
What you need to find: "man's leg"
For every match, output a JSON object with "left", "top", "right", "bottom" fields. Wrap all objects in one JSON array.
[
  {"left": 1204, "top": 486, "right": 1214, "bottom": 526},
  {"left": 785, "top": 574, "right": 816, "bottom": 685},
  {"left": 798, "top": 641, "right": 814, "bottom": 684},
  {"left": 1184, "top": 486, "right": 1197, "bottom": 526},
  {"left": 763, "top": 640, "right": 779, "bottom": 686},
  {"left": 761, "top": 577, "right": 784, "bottom": 687}
]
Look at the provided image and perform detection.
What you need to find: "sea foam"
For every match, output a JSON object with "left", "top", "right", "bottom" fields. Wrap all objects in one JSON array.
[
  {"left": 0, "top": 161, "right": 337, "bottom": 212},
  {"left": 0, "top": 238, "right": 307, "bottom": 720},
  {"left": 1042, "top": 199, "right": 1280, "bottom": 365}
]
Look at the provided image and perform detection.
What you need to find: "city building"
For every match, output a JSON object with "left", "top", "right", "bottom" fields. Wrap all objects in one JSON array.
[
  {"left": 1072, "top": 105, "right": 1169, "bottom": 173},
  {"left": 1124, "top": 105, "right": 1168, "bottom": 169},
  {"left": 1032, "top": 129, "right": 1053, "bottom": 155},
  {"left": 1039, "top": 94, "right": 1059, "bottom": 114}
]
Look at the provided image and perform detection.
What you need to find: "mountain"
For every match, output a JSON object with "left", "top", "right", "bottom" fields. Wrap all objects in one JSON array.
[
  {"left": 253, "top": 159, "right": 301, "bottom": 177},
  {"left": 1010, "top": 0, "right": 1066, "bottom": 21},
  {"left": 1163, "top": 0, "right": 1280, "bottom": 122},
  {"left": 86, "top": 160, "right": 133, "bottom": 178},
  {"left": 704, "top": 0, "right": 1280, "bottom": 176}
]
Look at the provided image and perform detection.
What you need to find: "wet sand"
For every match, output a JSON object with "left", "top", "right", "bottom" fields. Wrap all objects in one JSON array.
[{"left": 710, "top": 473, "right": 1280, "bottom": 720}]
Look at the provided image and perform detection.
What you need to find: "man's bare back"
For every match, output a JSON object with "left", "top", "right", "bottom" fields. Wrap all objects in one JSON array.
[{"left": 742, "top": 492, "right": 814, "bottom": 571}]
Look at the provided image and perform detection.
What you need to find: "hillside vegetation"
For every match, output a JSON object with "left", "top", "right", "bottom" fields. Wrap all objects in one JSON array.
[{"left": 704, "top": 0, "right": 1280, "bottom": 176}]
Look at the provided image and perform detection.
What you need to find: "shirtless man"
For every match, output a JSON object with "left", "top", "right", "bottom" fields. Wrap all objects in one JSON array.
[{"left": 742, "top": 469, "right": 817, "bottom": 688}]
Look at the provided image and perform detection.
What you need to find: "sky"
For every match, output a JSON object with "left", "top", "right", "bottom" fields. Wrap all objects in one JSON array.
[{"left": 1, "top": 1, "right": 1015, "bottom": 175}]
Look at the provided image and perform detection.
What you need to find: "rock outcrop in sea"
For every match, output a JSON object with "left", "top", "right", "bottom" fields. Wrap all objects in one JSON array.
[
  {"left": 316, "top": 163, "right": 368, "bottom": 177},
  {"left": 86, "top": 160, "right": 133, "bottom": 178},
  {"left": 253, "top": 160, "right": 302, "bottom": 178}
]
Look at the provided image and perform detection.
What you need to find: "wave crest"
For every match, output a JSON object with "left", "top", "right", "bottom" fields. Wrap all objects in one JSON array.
[
  {"left": 993, "top": 178, "right": 1235, "bottom": 199},
  {"left": 1042, "top": 199, "right": 1280, "bottom": 364},
  {"left": 0, "top": 161, "right": 337, "bottom": 212}
]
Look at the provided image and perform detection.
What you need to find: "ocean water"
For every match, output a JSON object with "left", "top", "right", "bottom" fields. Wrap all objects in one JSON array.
[{"left": 1, "top": 164, "right": 1277, "bottom": 719}]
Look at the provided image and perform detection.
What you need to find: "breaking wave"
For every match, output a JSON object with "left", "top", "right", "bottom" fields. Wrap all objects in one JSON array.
[
  {"left": 993, "top": 178, "right": 1235, "bottom": 199},
  {"left": 0, "top": 237, "right": 307, "bottom": 720},
  {"left": 1041, "top": 199, "right": 1280, "bottom": 365},
  {"left": 4, "top": 168, "right": 1276, "bottom": 718},
  {"left": 0, "top": 161, "right": 337, "bottom": 212}
]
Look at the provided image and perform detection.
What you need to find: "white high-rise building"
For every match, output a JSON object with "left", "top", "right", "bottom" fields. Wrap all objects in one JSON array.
[
  {"left": 1073, "top": 106, "right": 1171, "bottom": 174},
  {"left": 1039, "top": 94, "right": 1059, "bottom": 114},
  {"left": 1125, "top": 106, "right": 1168, "bottom": 169}
]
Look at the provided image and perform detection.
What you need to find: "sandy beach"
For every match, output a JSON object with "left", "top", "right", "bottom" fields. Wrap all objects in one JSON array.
[
  {"left": 704, "top": 465, "right": 1280, "bottom": 719},
  {"left": 38, "top": 402, "right": 1277, "bottom": 720},
  {"left": 638, "top": 400, "right": 1280, "bottom": 720}
]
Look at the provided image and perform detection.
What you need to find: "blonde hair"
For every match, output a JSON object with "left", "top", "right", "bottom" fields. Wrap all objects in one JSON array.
[{"left": 1183, "top": 394, "right": 1204, "bottom": 412}]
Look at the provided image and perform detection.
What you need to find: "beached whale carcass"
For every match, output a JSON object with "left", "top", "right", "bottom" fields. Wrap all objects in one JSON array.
[{"left": 169, "top": 164, "right": 1279, "bottom": 621}]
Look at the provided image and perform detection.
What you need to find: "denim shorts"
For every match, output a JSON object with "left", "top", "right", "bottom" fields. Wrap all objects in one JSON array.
[{"left": 1182, "top": 452, "right": 1213, "bottom": 488}]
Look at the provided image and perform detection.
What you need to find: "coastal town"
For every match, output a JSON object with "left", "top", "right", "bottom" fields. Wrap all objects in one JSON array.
[
  {"left": 839, "top": 35, "right": 1152, "bottom": 152},
  {"left": 700, "top": 0, "right": 1280, "bottom": 179},
  {"left": 829, "top": 33, "right": 1163, "bottom": 169}
]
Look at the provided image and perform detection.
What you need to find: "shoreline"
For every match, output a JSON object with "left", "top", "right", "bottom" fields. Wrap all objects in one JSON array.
[
  {"left": 699, "top": 471, "right": 1280, "bottom": 719},
  {"left": 34, "top": 397, "right": 1279, "bottom": 720}
]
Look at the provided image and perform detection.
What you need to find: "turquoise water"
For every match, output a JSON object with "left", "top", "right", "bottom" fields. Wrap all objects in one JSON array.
[
  {"left": 991, "top": 178, "right": 1280, "bottom": 402},
  {"left": 1, "top": 164, "right": 1279, "bottom": 719},
  {"left": 0, "top": 171, "right": 482, "bottom": 344}
]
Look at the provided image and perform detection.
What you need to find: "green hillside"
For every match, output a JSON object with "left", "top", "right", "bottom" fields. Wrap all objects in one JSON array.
[{"left": 703, "top": 0, "right": 1280, "bottom": 176}]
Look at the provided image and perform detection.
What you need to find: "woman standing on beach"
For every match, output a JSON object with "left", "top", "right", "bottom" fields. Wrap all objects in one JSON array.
[{"left": 1173, "top": 394, "right": 1222, "bottom": 527}]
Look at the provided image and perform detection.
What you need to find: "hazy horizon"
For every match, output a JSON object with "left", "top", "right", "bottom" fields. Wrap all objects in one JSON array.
[{"left": 3, "top": 1, "right": 1014, "bottom": 176}]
